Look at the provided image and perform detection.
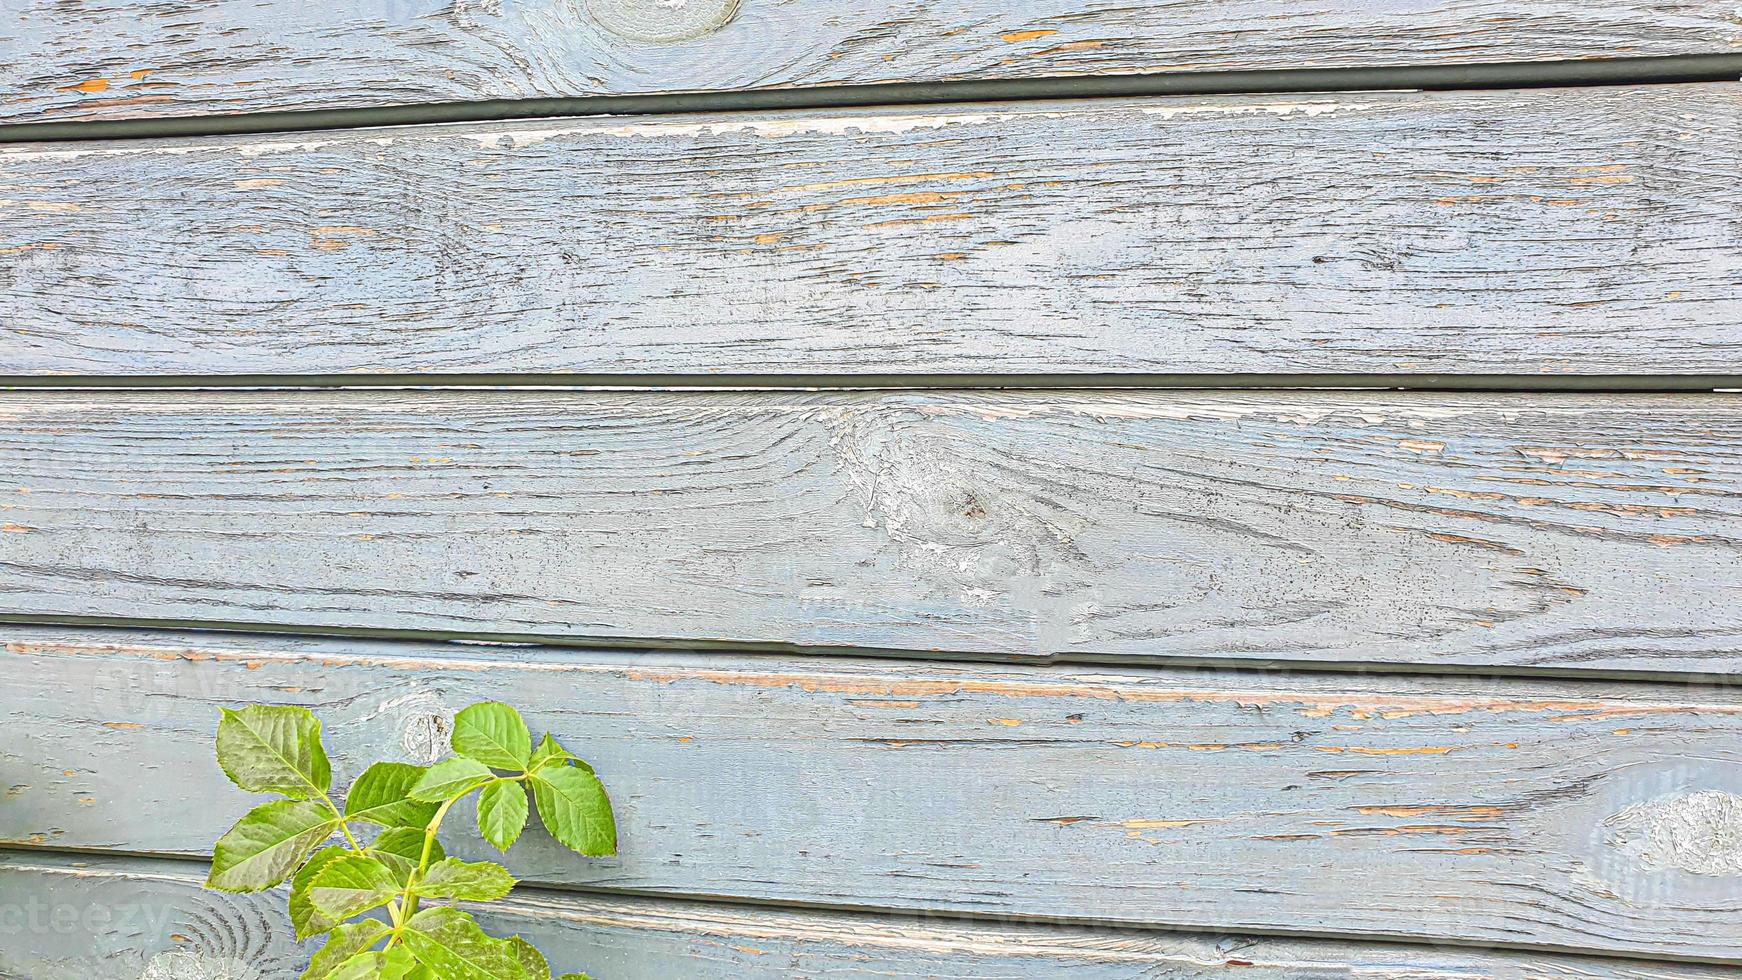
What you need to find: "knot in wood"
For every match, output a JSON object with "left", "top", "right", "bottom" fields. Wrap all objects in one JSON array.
[
  {"left": 400, "top": 711, "right": 453, "bottom": 765},
  {"left": 587, "top": 0, "right": 740, "bottom": 43},
  {"left": 1604, "top": 790, "right": 1742, "bottom": 877}
]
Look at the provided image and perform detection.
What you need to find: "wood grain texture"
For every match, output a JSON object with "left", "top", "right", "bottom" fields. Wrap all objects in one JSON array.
[
  {"left": 6, "top": 628, "right": 1742, "bottom": 959},
  {"left": 3, "top": 390, "right": 1742, "bottom": 674},
  {"left": 4, "top": 1, "right": 1739, "bottom": 124},
  {"left": 6, "top": 855, "right": 1738, "bottom": 980},
  {"left": 3, "top": 86, "right": 1740, "bottom": 379}
]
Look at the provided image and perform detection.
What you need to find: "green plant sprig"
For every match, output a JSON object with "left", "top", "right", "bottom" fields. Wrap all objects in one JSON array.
[{"left": 205, "top": 702, "right": 614, "bottom": 979}]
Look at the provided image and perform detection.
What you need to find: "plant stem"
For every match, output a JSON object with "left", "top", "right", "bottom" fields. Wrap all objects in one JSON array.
[{"left": 397, "top": 792, "right": 461, "bottom": 926}]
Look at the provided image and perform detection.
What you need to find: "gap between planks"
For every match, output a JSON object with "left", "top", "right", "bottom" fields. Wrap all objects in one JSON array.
[
  {"left": 2, "top": 53, "right": 1741, "bottom": 144},
  {"left": 7, "top": 849, "right": 1741, "bottom": 974},
  {"left": 4, "top": 375, "right": 1742, "bottom": 393},
  {"left": 4, "top": 614, "right": 1742, "bottom": 687}
]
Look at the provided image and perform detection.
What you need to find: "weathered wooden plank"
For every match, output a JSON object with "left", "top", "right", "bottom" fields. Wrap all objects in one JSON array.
[
  {"left": 3, "top": 86, "right": 1739, "bottom": 379},
  {"left": 5, "top": 628, "right": 1742, "bottom": 959},
  {"left": 5, "top": 854, "right": 1736, "bottom": 980},
  {"left": 4, "top": 1, "right": 1738, "bottom": 125},
  {"left": 3, "top": 390, "right": 1742, "bottom": 674}
]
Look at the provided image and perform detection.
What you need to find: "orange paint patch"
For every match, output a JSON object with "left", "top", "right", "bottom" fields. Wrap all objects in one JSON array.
[
  {"left": 1034, "top": 40, "right": 1107, "bottom": 55},
  {"left": 0, "top": 243, "right": 64, "bottom": 256},
  {"left": 130, "top": 68, "right": 155, "bottom": 80},
  {"left": 988, "top": 718, "right": 1022, "bottom": 727},
  {"left": 752, "top": 232, "right": 785, "bottom": 245},
  {"left": 1, "top": 523, "right": 30, "bottom": 533},
  {"left": 1317, "top": 745, "right": 1453, "bottom": 756},
  {"left": 309, "top": 225, "right": 377, "bottom": 251},
  {"left": 1001, "top": 29, "right": 1059, "bottom": 42},
  {"left": 1355, "top": 805, "right": 1504, "bottom": 820},
  {"left": 1330, "top": 824, "right": 1482, "bottom": 837},
  {"left": 1397, "top": 439, "right": 1445, "bottom": 454},
  {"left": 769, "top": 171, "right": 994, "bottom": 196},
  {"left": 863, "top": 212, "right": 972, "bottom": 230},
  {"left": 60, "top": 78, "right": 110, "bottom": 93},
  {"left": 102, "top": 722, "right": 145, "bottom": 730},
  {"left": 840, "top": 191, "right": 961, "bottom": 208}
]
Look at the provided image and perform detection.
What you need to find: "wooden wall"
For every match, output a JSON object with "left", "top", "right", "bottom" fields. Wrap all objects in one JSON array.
[{"left": 1, "top": 2, "right": 1740, "bottom": 978}]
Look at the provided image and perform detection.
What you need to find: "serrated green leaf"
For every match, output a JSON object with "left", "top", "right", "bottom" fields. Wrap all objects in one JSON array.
[
  {"left": 299, "top": 919, "right": 390, "bottom": 980},
  {"left": 409, "top": 757, "right": 494, "bottom": 803},
  {"left": 529, "top": 766, "right": 616, "bottom": 857},
  {"left": 207, "top": 799, "right": 337, "bottom": 892},
  {"left": 402, "top": 907, "right": 531, "bottom": 980},
  {"left": 507, "top": 937, "right": 550, "bottom": 980},
  {"left": 370, "top": 826, "right": 444, "bottom": 864},
  {"left": 477, "top": 779, "right": 529, "bottom": 852},
  {"left": 452, "top": 703, "right": 531, "bottom": 771},
  {"left": 215, "top": 705, "right": 332, "bottom": 799},
  {"left": 326, "top": 945, "right": 418, "bottom": 980},
  {"left": 368, "top": 826, "right": 444, "bottom": 886},
  {"left": 290, "top": 846, "right": 348, "bottom": 940},
  {"left": 344, "top": 763, "right": 438, "bottom": 828},
  {"left": 528, "top": 733, "right": 592, "bottom": 775},
  {"left": 411, "top": 858, "right": 516, "bottom": 901},
  {"left": 308, "top": 854, "right": 401, "bottom": 920}
]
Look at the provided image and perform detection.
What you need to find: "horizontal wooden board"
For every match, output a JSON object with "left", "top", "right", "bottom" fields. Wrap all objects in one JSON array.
[
  {"left": 3, "top": 390, "right": 1742, "bottom": 674},
  {"left": 6, "top": 628, "right": 1742, "bottom": 959},
  {"left": 5, "top": 855, "right": 1737, "bottom": 980},
  {"left": 3, "top": 85, "right": 1740, "bottom": 379},
  {"left": 4, "top": 1, "right": 1739, "bottom": 124}
]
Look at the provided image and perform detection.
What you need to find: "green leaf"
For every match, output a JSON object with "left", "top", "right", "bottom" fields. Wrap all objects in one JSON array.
[
  {"left": 215, "top": 705, "right": 332, "bottom": 799},
  {"left": 409, "top": 757, "right": 494, "bottom": 802},
  {"left": 402, "top": 907, "right": 531, "bottom": 980},
  {"left": 327, "top": 946, "right": 418, "bottom": 980},
  {"left": 290, "top": 846, "right": 348, "bottom": 939},
  {"left": 344, "top": 763, "right": 439, "bottom": 828},
  {"left": 477, "top": 779, "right": 529, "bottom": 852},
  {"left": 452, "top": 702, "right": 531, "bottom": 771},
  {"left": 411, "top": 858, "right": 516, "bottom": 901},
  {"left": 207, "top": 799, "right": 337, "bottom": 892},
  {"left": 371, "top": 826, "right": 444, "bottom": 863},
  {"left": 507, "top": 937, "right": 550, "bottom": 980},
  {"left": 308, "top": 854, "right": 401, "bottom": 920},
  {"left": 300, "top": 919, "right": 390, "bottom": 980},
  {"left": 529, "top": 766, "right": 616, "bottom": 857},
  {"left": 528, "top": 733, "right": 591, "bottom": 774},
  {"left": 402, "top": 969, "right": 436, "bottom": 980},
  {"left": 368, "top": 826, "right": 444, "bottom": 886}
]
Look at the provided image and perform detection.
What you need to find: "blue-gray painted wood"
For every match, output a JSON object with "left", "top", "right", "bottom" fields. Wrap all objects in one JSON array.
[
  {"left": 5, "top": 627, "right": 1742, "bottom": 959},
  {"left": 3, "top": 86, "right": 1740, "bottom": 378},
  {"left": 2, "top": 1, "right": 1737, "bottom": 123},
  {"left": 5, "top": 853, "right": 1737, "bottom": 980},
  {"left": 1, "top": 390, "right": 1740, "bottom": 674}
]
